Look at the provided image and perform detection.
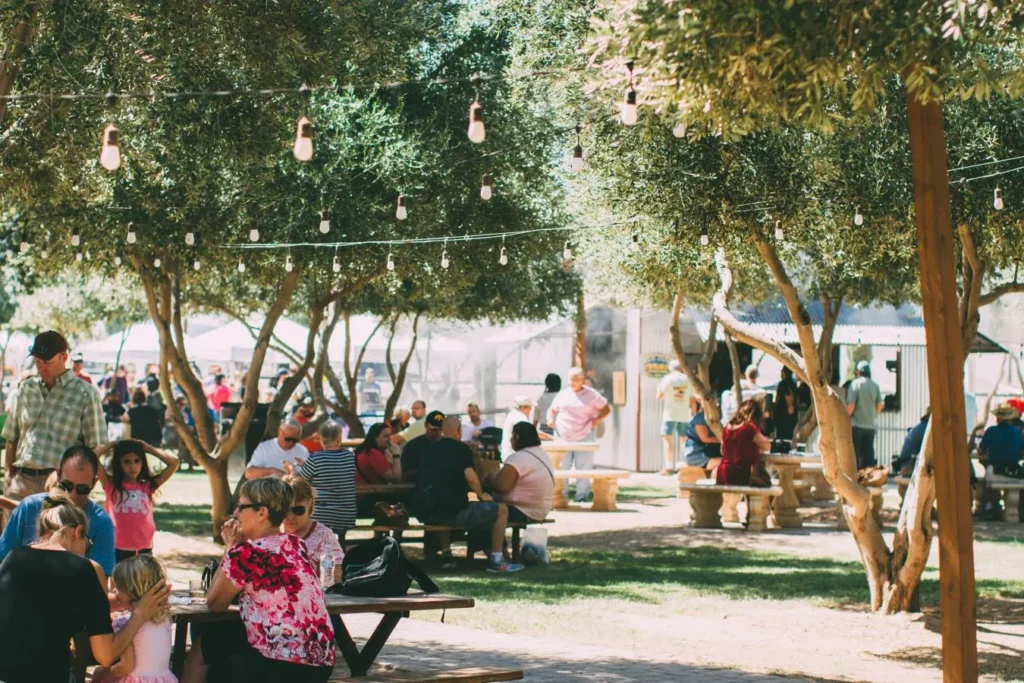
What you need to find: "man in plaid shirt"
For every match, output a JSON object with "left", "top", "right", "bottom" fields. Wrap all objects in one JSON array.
[{"left": 2, "top": 331, "right": 105, "bottom": 512}]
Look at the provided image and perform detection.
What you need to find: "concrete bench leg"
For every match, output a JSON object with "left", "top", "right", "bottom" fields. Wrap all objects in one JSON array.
[
  {"left": 769, "top": 463, "right": 803, "bottom": 529},
  {"left": 1005, "top": 490, "right": 1021, "bottom": 523},
  {"left": 677, "top": 467, "right": 705, "bottom": 498},
  {"left": 591, "top": 478, "right": 618, "bottom": 512},
  {"left": 689, "top": 490, "right": 723, "bottom": 528},
  {"left": 553, "top": 475, "right": 568, "bottom": 509},
  {"left": 720, "top": 493, "right": 741, "bottom": 523},
  {"left": 812, "top": 471, "right": 834, "bottom": 500},
  {"left": 746, "top": 494, "right": 770, "bottom": 532}
]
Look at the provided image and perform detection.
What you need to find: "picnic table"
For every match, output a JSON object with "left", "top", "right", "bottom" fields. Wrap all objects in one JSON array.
[
  {"left": 541, "top": 440, "right": 599, "bottom": 470},
  {"left": 170, "top": 591, "right": 474, "bottom": 678},
  {"left": 763, "top": 453, "right": 822, "bottom": 529}
]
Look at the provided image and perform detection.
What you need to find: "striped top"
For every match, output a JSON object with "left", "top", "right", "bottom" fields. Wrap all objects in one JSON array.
[{"left": 299, "top": 448, "right": 357, "bottom": 533}]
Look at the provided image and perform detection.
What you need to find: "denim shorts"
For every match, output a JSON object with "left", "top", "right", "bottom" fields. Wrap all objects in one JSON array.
[
  {"left": 434, "top": 501, "right": 501, "bottom": 529},
  {"left": 661, "top": 420, "right": 689, "bottom": 437}
]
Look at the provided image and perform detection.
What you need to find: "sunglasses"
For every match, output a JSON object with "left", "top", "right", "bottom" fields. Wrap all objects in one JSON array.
[
  {"left": 288, "top": 505, "right": 308, "bottom": 516},
  {"left": 282, "top": 437, "right": 300, "bottom": 444},
  {"left": 235, "top": 503, "right": 266, "bottom": 513},
  {"left": 58, "top": 480, "right": 93, "bottom": 496}
]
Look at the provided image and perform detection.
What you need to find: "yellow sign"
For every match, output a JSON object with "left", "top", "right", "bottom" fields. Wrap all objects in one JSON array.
[{"left": 643, "top": 353, "right": 670, "bottom": 378}]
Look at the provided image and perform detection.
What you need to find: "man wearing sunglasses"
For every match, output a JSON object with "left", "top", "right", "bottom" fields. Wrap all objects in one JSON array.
[
  {"left": 3, "top": 331, "right": 106, "bottom": 521},
  {"left": 244, "top": 418, "right": 309, "bottom": 480},
  {"left": 0, "top": 444, "right": 116, "bottom": 577}
]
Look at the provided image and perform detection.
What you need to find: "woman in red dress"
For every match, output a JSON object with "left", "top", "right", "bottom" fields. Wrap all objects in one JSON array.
[{"left": 717, "top": 399, "right": 772, "bottom": 485}]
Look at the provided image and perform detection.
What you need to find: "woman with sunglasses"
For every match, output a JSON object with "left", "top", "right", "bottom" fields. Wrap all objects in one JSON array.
[
  {"left": 204, "top": 477, "right": 334, "bottom": 682},
  {"left": 0, "top": 493, "right": 168, "bottom": 683},
  {"left": 282, "top": 475, "right": 343, "bottom": 585}
]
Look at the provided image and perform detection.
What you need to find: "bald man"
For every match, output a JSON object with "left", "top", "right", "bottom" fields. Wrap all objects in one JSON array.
[{"left": 415, "top": 416, "right": 523, "bottom": 573}]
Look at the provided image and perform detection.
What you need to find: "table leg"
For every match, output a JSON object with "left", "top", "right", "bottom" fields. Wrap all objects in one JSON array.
[
  {"left": 511, "top": 526, "right": 521, "bottom": 563},
  {"left": 720, "top": 493, "right": 741, "bottom": 523},
  {"left": 746, "top": 494, "right": 770, "bottom": 532},
  {"left": 171, "top": 619, "right": 189, "bottom": 678},
  {"left": 1005, "top": 490, "right": 1021, "bottom": 523},
  {"left": 332, "top": 612, "right": 404, "bottom": 677},
  {"left": 591, "top": 479, "right": 617, "bottom": 512},
  {"left": 769, "top": 463, "right": 803, "bottom": 529},
  {"left": 548, "top": 451, "right": 565, "bottom": 470},
  {"left": 689, "top": 490, "right": 723, "bottom": 528},
  {"left": 553, "top": 475, "right": 568, "bottom": 509}
]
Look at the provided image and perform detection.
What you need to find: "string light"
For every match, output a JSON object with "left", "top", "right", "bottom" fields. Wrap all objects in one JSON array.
[
  {"left": 193, "top": 258, "right": 201, "bottom": 271},
  {"left": 332, "top": 255, "right": 341, "bottom": 273},
  {"left": 563, "top": 240, "right": 573, "bottom": 260},
  {"left": 672, "top": 121, "right": 687, "bottom": 138},
  {"left": 114, "top": 255, "right": 121, "bottom": 266},
  {"left": 386, "top": 252, "right": 395, "bottom": 271},
  {"left": 571, "top": 125, "right": 585, "bottom": 172},
  {"left": 75, "top": 252, "right": 83, "bottom": 262},
  {"left": 499, "top": 245, "right": 508, "bottom": 266},
  {"left": 126, "top": 222, "right": 137, "bottom": 244},
  {"left": 71, "top": 233, "right": 80, "bottom": 247},
  {"left": 293, "top": 85, "right": 313, "bottom": 161},
  {"left": 318, "top": 209, "right": 330, "bottom": 234},
  {"left": 467, "top": 77, "right": 485, "bottom": 144},
  {"left": 994, "top": 187, "right": 1004, "bottom": 210},
  {"left": 441, "top": 249, "right": 450, "bottom": 269},
  {"left": 100, "top": 124, "right": 121, "bottom": 171},
  {"left": 774, "top": 221, "right": 784, "bottom": 241},
  {"left": 237, "top": 257, "right": 245, "bottom": 273},
  {"left": 153, "top": 257, "right": 161, "bottom": 268},
  {"left": 700, "top": 227, "right": 709, "bottom": 247},
  {"left": 185, "top": 231, "right": 195, "bottom": 246},
  {"left": 40, "top": 249, "right": 48, "bottom": 259},
  {"left": 249, "top": 227, "right": 260, "bottom": 242},
  {"left": 854, "top": 207, "right": 864, "bottom": 226},
  {"left": 396, "top": 194, "right": 407, "bottom": 220},
  {"left": 285, "top": 254, "right": 293, "bottom": 272},
  {"left": 630, "top": 234, "right": 640, "bottom": 253},
  {"left": 480, "top": 174, "right": 493, "bottom": 201},
  {"left": 621, "top": 62, "right": 638, "bottom": 126},
  {"left": 19, "top": 239, "right": 28, "bottom": 253}
]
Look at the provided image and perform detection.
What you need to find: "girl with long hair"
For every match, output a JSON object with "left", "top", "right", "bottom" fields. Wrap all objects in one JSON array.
[{"left": 716, "top": 399, "right": 772, "bottom": 486}]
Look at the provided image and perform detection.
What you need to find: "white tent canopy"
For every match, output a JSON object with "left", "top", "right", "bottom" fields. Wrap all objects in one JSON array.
[{"left": 78, "top": 322, "right": 194, "bottom": 366}]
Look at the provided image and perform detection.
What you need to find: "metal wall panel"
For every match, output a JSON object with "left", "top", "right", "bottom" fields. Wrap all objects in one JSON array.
[
  {"left": 638, "top": 310, "right": 677, "bottom": 472},
  {"left": 875, "top": 346, "right": 930, "bottom": 467}
]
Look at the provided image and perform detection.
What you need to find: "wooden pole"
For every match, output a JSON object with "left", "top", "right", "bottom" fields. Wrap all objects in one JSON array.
[{"left": 905, "top": 92, "right": 978, "bottom": 682}]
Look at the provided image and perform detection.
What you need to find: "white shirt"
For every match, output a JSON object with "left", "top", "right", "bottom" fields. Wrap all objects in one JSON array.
[
  {"left": 461, "top": 417, "right": 494, "bottom": 443},
  {"left": 656, "top": 371, "right": 694, "bottom": 422},
  {"left": 248, "top": 438, "right": 309, "bottom": 472},
  {"left": 498, "top": 445, "right": 554, "bottom": 521},
  {"left": 501, "top": 409, "right": 531, "bottom": 458},
  {"left": 720, "top": 384, "right": 767, "bottom": 425}
]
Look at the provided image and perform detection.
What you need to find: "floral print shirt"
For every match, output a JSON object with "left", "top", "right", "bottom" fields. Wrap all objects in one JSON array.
[{"left": 223, "top": 533, "right": 335, "bottom": 667}]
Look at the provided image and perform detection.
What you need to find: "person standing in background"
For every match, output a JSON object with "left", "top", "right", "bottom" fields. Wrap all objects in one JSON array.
[
  {"left": 547, "top": 367, "right": 611, "bottom": 503},
  {"left": 655, "top": 360, "right": 697, "bottom": 475},
  {"left": 532, "top": 374, "right": 561, "bottom": 437},
  {"left": 846, "top": 360, "right": 884, "bottom": 469},
  {"left": 773, "top": 366, "right": 800, "bottom": 441},
  {"left": 70, "top": 352, "right": 92, "bottom": 385}
]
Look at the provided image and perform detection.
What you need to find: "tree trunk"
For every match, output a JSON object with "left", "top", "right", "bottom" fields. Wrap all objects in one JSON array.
[
  {"left": 113, "top": 325, "right": 131, "bottom": 376},
  {"left": 725, "top": 332, "right": 743, "bottom": 402},
  {"left": 574, "top": 291, "right": 586, "bottom": 370},
  {"left": 0, "top": 3, "right": 39, "bottom": 130},
  {"left": 204, "top": 456, "right": 233, "bottom": 539},
  {"left": 383, "top": 313, "right": 422, "bottom": 420},
  {"left": 668, "top": 288, "right": 724, "bottom": 437}
]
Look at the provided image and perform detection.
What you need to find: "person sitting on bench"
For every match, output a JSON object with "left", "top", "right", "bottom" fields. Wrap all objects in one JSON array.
[
  {"left": 416, "top": 416, "right": 524, "bottom": 573},
  {"left": 485, "top": 422, "right": 554, "bottom": 524}
]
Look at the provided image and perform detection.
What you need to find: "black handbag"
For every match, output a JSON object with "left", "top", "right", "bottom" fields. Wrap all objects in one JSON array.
[{"left": 332, "top": 535, "right": 438, "bottom": 598}]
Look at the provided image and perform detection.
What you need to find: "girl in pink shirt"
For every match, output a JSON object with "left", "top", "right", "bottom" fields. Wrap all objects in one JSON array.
[{"left": 98, "top": 440, "right": 180, "bottom": 562}]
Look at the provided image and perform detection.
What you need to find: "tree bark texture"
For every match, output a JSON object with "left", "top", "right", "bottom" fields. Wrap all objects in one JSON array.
[
  {"left": 669, "top": 288, "right": 724, "bottom": 438},
  {"left": 574, "top": 290, "right": 586, "bottom": 370},
  {"left": 0, "top": 3, "right": 38, "bottom": 130}
]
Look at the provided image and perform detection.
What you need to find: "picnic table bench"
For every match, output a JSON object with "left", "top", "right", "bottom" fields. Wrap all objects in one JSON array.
[
  {"left": 353, "top": 519, "right": 552, "bottom": 563},
  {"left": 552, "top": 469, "right": 631, "bottom": 511},
  {"left": 764, "top": 454, "right": 823, "bottom": 528},
  {"left": 341, "top": 667, "right": 523, "bottom": 682},
  {"left": 678, "top": 479, "right": 783, "bottom": 532},
  {"left": 541, "top": 440, "right": 599, "bottom": 470},
  {"left": 171, "top": 592, "right": 476, "bottom": 678},
  {"left": 984, "top": 471, "right": 1024, "bottom": 523}
]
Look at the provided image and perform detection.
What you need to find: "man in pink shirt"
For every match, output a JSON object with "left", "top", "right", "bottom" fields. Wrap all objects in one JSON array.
[{"left": 547, "top": 367, "right": 611, "bottom": 503}]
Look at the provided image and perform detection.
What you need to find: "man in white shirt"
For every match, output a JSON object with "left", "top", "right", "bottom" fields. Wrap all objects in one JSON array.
[
  {"left": 393, "top": 400, "right": 427, "bottom": 445},
  {"left": 244, "top": 418, "right": 309, "bottom": 479},
  {"left": 461, "top": 402, "right": 495, "bottom": 448},
  {"left": 501, "top": 396, "right": 552, "bottom": 457},
  {"left": 655, "top": 360, "right": 697, "bottom": 474},
  {"left": 721, "top": 364, "right": 768, "bottom": 425}
]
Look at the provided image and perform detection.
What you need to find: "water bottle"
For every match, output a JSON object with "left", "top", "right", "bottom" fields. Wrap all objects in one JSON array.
[{"left": 320, "top": 553, "right": 335, "bottom": 591}]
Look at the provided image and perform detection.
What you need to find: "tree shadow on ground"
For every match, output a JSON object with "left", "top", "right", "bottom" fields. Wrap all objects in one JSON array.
[
  {"left": 880, "top": 644, "right": 1024, "bottom": 682},
  {"left": 153, "top": 503, "right": 211, "bottom": 537}
]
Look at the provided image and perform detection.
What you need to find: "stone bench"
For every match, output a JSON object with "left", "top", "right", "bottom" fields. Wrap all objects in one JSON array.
[
  {"left": 677, "top": 466, "right": 708, "bottom": 498},
  {"left": 986, "top": 474, "right": 1024, "bottom": 523},
  {"left": 678, "top": 479, "right": 783, "bottom": 532},
  {"left": 553, "top": 469, "right": 631, "bottom": 511},
  {"left": 835, "top": 486, "right": 884, "bottom": 529}
]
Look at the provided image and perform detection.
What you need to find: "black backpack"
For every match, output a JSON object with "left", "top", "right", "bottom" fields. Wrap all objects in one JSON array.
[{"left": 333, "top": 535, "right": 439, "bottom": 597}]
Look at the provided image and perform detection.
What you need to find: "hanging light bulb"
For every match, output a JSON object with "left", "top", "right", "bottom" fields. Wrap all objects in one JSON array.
[
  {"left": 318, "top": 209, "right": 330, "bottom": 234},
  {"left": 237, "top": 258, "right": 246, "bottom": 274},
  {"left": 285, "top": 254, "right": 293, "bottom": 272},
  {"left": 467, "top": 78, "right": 486, "bottom": 144},
  {"left": 386, "top": 252, "right": 395, "bottom": 271},
  {"left": 114, "top": 255, "right": 121, "bottom": 266},
  {"left": 85, "top": 251, "right": 91, "bottom": 261},
  {"left": 249, "top": 227, "right": 260, "bottom": 242},
  {"left": 700, "top": 227, "right": 710, "bottom": 247},
  {"left": 854, "top": 207, "right": 864, "bottom": 226},
  {"left": 563, "top": 240, "right": 573, "bottom": 261},
  {"left": 620, "top": 62, "right": 638, "bottom": 126},
  {"left": 571, "top": 143, "right": 585, "bottom": 173},
  {"left": 126, "top": 222, "right": 137, "bottom": 245},
  {"left": 499, "top": 246, "right": 508, "bottom": 266},
  {"left": 293, "top": 115, "right": 313, "bottom": 161},
  {"left": 480, "top": 174, "right": 492, "bottom": 201},
  {"left": 100, "top": 124, "right": 121, "bottom": 171},
  {"left": 994, "top": 186, "right": 1004, "bottom": 210},
  {"left": 774, "top": 221, "right": 784, "bottom": 241},
  {"left": 193, "top": 258, "right": 201, "bottom": 271},
  {"left": 440, "top": 250, "right": 450, "bottom": 269},
  {"left": 40, "top": 249, "right": 48, "bottom": 259},
  {"left": 185, "top": 231, "right": 195, "bottom": 246},
  {"left": 75, "top": 252, "right": 83, "bottom": 262},
  {"left": 630, "top": 234, "right": 640, "bottom": 253},
  {"left": 153, "top": 257, "right": 161, "bottom": 268},
  {"left": 71, "top": 233, "right": 80, "bottom": 247},
  {"left": 672, "top": 121, "right": 687, "bottom": 138},
  {"left": 396, "top": 194, "right": 407, "bottom": 220},
  {"left": 19, "top": 240, "right": 29, "bottom": 253},
  {"left": 332, "top": 255, "right": 341, "bottom": 273}
]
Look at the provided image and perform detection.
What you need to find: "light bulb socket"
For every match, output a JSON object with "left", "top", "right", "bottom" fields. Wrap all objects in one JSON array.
[
  {"left": 397, "top": 194, "right": 406, "bottom": 207},
  {"left": 103, "top": 125, "right": 119, "bottom": 146},
  {"left": 573, "top": 144, "right": 583, "bottom": 160},
  {"left": 320, "top": 209, "right": 330, "bottom": 221},
  {"left": 297, "top": 117, "right": 312, "bottom": 139},
  {"left": 469, "top": 101, "right": 483, "bottom": 123},
  {"left": 482, "top": 173, "right": 491, "bottom": 187},
  {"left": 625, "top": 89, "right": 637, "bottom": 106}
]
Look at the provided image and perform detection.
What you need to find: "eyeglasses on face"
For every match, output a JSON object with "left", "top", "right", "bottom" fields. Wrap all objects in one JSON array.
[
  {"left": 58, "top": 480, "right": 93, "bottom": 496},
  {"left": 288, "top": 505, "right": 308, "bottom": 516},
  {"left": 282, "top": 436, "right": 300, "bottom": 444},
  {"left": 235, "top": 503, "right": 266, "bottom": 513}
]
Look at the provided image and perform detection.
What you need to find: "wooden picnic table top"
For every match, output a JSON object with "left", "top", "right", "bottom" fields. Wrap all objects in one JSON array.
[
  {"left": 171, "top": 591, "right": 473, "bottom": 623},
  {"left": 357, "top": 482, "right": 415, "bottom": 495},
  {"left": 764, "top": 453, "right": 823, "bottom": 466},
  {"left": 542, "top": 440, "right": 599, "bottom": 452}
]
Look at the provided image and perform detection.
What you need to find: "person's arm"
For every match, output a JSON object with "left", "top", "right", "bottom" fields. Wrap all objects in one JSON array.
[
  {"left": 593, "top": 404, "right": 612, "bottom": 424},
  {"left": 488, "top": 464, "right": 520, "bottom": 495},
  {"left": 206, "top": 566, "right": 243, "bottom": 612},
  {"left": 547, "top": 399, "right": 559, "bottom": 429},
  {"left": 753, "top": 430, "right": 772, "bottom": 452},
  {"left": 145, "top": 441, "right": 180, "bottom": 490},
  {"left": 845, "top": 385, "right": 857, "bottom": 416},
  {"left": 695, "top": 423, "right": 719, "bottom": 444},
  {"left": 3, "top": 441, "right": 15, "bottom": 485},
  {"left": 84, "top": 391, "right": 108, "bottom": 450},
  {"left": 0, "top": 500, "right": 25, "bottom": 561},
  {"left": 94, "top": 442, "right": 117, "bottom": 489},
  {"left": 245, "top": 447, "right": 285, "bottom": 479},
  {"left": 3, "top": 392, "right": 19, "bottom": 482},
  {"left": 0, "top": 496, "right": 15, "bottom": 511},
  {"left": 876, "top": 401, "right": 885, "bottom": 415},
  {"left": 89, "top": 575, "right": 169, "bottom": 666},
  {"left": 90, "top": 515, "right": 117, "bottom": 578},
  {"left": 93, "top": 643, "right": 134, "bottom": 681},
  {"left": 462, "top": 467, "right": 491, "bottom": 501},
  {"left": 538, "top": 430, "right": 553, "bottom": 441}
]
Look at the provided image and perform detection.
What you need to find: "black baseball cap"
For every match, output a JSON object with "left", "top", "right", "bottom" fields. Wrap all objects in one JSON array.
[
  {"left": 29, "top": 331, "right": 69, "bottom": 361},
  {"left": 424, "top": 410, "right": 445, "bottom": 428}
]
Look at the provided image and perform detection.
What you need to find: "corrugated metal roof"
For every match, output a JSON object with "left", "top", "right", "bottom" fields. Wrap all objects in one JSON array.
[{"left": 691, "top": 300, "right": 1006, "bottom": 353}]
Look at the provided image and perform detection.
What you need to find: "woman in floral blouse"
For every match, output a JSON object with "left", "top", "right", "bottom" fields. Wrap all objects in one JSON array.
[{"left": 206, "top": 477, "right": 335, "bottom": 682}]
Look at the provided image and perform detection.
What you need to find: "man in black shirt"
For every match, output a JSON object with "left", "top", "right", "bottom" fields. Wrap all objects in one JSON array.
[
  {"left": 400, "top": 410, "right": 444, "bottom": 482},
  {"left": 416, "top": 416, "right": 523, "bottom": 573}
]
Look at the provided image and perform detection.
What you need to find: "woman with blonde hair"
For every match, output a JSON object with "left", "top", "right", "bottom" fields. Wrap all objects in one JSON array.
[
  {"left": 0, "top": 494, "right": 168, "bottom": 683},
  {"left": 282, "top": 475, "right": 343, "bottom": 585}
]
